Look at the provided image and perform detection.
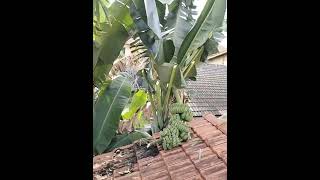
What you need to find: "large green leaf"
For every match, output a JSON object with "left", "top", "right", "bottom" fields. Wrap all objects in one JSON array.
[
  {"left": 134, "top": 0, "right": 167, "bottom": 27},
  {"left": 93, "top": 0, "right": 111, "bottom": 46},
  {"left": 94, "top": 0, "right": 108, "bottom": 24},
  {"left": 93, "top": 60, "right": 113, "bottom": 88},
  {"left": 183, "top": 47, "right": 204, "bottom": 79},
  {"left": 155, "top": 39, "right": 166, "bottom": 65},
  {"left": 93, "top": 21, "right": 129, "bottom": 86},
  {"left": 200, "top": 36, "right": 219, "bottom": 62},
  {"left": 93, "top": 0, "right": 97, "bottom": 17},
  {"left": 130, "top": 0, "right": 166, "bottom": 59},
  {"left": 99, "top": 0, "right": 110, "bottom": 7},
  {"left": 143, "top": 0, "right": 164, "bottom": 62},
  {"left": 156, "top": 63, "right": 186, "bottom": 88},
  {"left": 177, "top": 0, "right": 226, "bottom": 66},
  {"left": 93, "top": 23, "right": 110, "bottom": 47},
  {"left": 144, "top": 0, "right": 162, "bottom": 38},
  {"left": 93, "top": 42, "right": 99, "bottom": 69},
  {"left": 130, "top": 2, "right": 157, "bottom": 53},
  {"left": 183, "top": 45, "right": 204, "bottom": 70},
  {"left": 155, "top": 0, "right": 166, "bottom": 27},
  {"left": 132, "top": 0, "right": 147, "bottom": 22},
  {"left": 109, "top": 0, "right": 134, "bottom": 30},
  {"left": 185, "top": 65, "right": 197, "bottom": 81},
  {"left": 171, "top": 0, "right": 197, "bottom": 57},
  {"left": 93, "top": 0, "right": 131, "bottom": 72},
  {"left": 98, "top": 0, "right": 110, "bottom": 19},
  {"left": 94, "top": 80, "right": 112, "bottom": 104},
  {"left": 121, "top": 90, "right": 148, "bottom": 119},
  {"left": 105, "top": 130, "right": 151, "bottom": 152},
  {"left": 163, "top": 40, "right": 175, "bottom": 63},
  {"left": 156, "top": 63, "right": 173, "bottom": 83},
  {"left": 165, "top": 0, "right": 180, "bottom": 29},
  {"left": 93, "top": 74, "right": 132, "bottom": 154}
]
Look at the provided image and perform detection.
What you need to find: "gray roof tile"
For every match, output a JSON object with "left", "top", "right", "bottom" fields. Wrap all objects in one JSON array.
[{"left": 186, "top": 64, "right": 227, "bottom": 116}]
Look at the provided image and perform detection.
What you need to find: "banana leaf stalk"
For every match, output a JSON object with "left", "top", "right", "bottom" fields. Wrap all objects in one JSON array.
[
  {"left": 173, "top": 87, "right": 182, "bottom": 104},
  {"left": 163, "top": 65, "right": 177, "bottom": 122}
]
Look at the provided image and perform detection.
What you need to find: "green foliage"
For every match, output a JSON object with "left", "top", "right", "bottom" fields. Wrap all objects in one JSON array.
[
  {"left": 134, "top": 111, "right": 150, "bottom": 128},
  {"left": 155, "top": 0, "right": 167, "bottom": 27},
  {"left": 130, "top": 2, "right": 158, "bottom": 53},
  {"left": 93, "top": 0, "right": 111, "bottom": 46},
  {"left": 169, "top": 0, "right": 197, "bottom": 57},
  {"left": 156, "top": 63, "right": 186, "bottom": 89},
  {"left": 138, "top": 0, "right": 226, "bottom": 89},
  {"left": 106, "top": 130, "right": 151, "bottom": 152},
  {"left": 163, "top": 40, "right": 175, "bottom": 63},
  {"left": 143, "top": 0, "right": 162, "bottom": 38},
  {"left": 93, "top": 0, "right": 135, "bottom": 86},
  {"left": 177, "top": 0, "right": 226, "bottom": 66},
  {"left": 183, "top": 47, "right": 204, "bottom": 80},
  {"left": 92, "top": 0, "right": 227, "bottom": 150},
  {"left": 93, "top": 74, "right": 132, "bottom": 154},
  {"left": 94, "top": 60, "right": 113, "bottom": 88},
  {"left": 109, "top": 0, "right": 134, "bottom": 30},
  {"left": 121, "top": 90, "right": 148, "bottom": 119}
]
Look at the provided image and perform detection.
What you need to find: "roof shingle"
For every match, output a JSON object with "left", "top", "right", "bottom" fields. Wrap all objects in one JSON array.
[
  {"left": 186, "top": 64, "right": 227, "bottom": 117},
  {"left": 93, "top": 114, "right": 227, "bottom": 180}
]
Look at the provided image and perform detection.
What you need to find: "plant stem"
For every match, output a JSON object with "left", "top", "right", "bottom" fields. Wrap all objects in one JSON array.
[
  {"left": 173, "top": 87, "right": 182, "bottom": 104},
  {"left": 142, "top": 69, "right": 158, "bottom": 130},
  {"left": 163, "top": 65, "right": 177, "bottom": 121},
  {"left": 143, "top": 69, "right": 155, "bottom": 93},
  {"left": 155, "top": 81, "right": 162, "bottom": 108},
  {"left": 181, "top": 46, "right": 203, "bottom": 71},
  {"left": 147, "top": 138, "right": 162, "bottom": 148},
  {"left": 148, "top": 92, "right": 159, "bottom": 129},
  {"left": 183, "top": 60, "right": 195, "bottom": 78}
]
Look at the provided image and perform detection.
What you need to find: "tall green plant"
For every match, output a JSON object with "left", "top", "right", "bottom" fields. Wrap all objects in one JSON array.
[
  {"left": 130, "top": 0, "right": 226, "bottom": 132},
  {"left": 92, "top": 0, "right": 227, "bottom": 149},
  {"left": 93, "top": 74, "right": 132, "bottom": 154}
]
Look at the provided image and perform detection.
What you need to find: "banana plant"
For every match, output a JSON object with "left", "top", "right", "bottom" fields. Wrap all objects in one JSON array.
[
  {"left": 129, "top": 0, "right": 226, "bottom": 131},
  {"left": 92, "top": 0, "right": 154, "bottom": 154},
  {"left": 92, "top": 0, "right": 226, "bottom": 154},
  {"left": 93, "top": 73, "right": 132, "bottom": 154}
]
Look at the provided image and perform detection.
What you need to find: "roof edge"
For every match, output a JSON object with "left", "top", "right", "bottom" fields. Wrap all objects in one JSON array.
[{"left": 207, "top": 50, "right": 227, "bottom": 60}]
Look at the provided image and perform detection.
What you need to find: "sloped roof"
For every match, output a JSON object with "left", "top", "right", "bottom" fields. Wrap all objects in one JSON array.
[
  {"left": 93, "top": 113, "right": 227, "bottom": 180},
  {"left": 207, "top": 50, "right": 227, "bottom": 60},
  {"left": 186, "top": 64, "right": 227, "bottom": 117}
]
